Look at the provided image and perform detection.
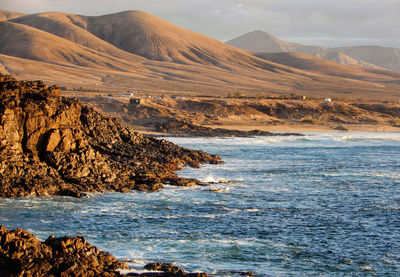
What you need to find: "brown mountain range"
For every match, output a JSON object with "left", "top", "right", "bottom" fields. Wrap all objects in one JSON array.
[
  {"left": 226, "top": 30, "right": 400, "bottom": 71},
  {"left": 0, "top": 10, "right": 400, "bottom": 99}
]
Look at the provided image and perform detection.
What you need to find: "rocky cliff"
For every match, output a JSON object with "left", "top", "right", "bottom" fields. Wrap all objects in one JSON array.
[{"left": 0, "top": 74, "right": 222, "bottom": 197}]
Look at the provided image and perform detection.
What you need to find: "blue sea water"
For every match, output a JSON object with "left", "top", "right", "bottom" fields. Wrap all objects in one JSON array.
[{"left": 1, "top": 132, "right": 400, "bottom": 276}]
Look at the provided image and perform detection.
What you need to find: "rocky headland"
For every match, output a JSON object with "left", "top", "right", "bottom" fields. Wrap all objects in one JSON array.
[{"left": 0, "top": 74, "right": 222, "bottom": 198}]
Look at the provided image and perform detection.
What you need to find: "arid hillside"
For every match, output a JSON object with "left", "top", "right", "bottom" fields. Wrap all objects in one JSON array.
[
  {"left": 227, "top": 30, "right": 400, "bottom": 71},
  {"left": 71, "top": 91, "right": 400, "bottom": 135},
  {"left": 254, "top": 52, "right": 400, "bottom": 82},
  {"left": 0, "top": 10, "right": 26, "bottom": 21},
  {"left": 0, "top": 11, "right": 400, "bottom": 99}
]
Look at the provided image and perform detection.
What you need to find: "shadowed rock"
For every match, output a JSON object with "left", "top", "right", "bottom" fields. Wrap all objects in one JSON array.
[
  {"left": 0, "top": 225, "right": 128, "bottom": 276},
  {"left": 0, "top": 226, "right": 210, "bottom": 277}
]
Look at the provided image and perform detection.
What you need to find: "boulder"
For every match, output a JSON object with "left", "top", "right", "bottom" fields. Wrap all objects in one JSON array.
[{"left": 0, "top": 225, "right": 127, "bottom": 276}]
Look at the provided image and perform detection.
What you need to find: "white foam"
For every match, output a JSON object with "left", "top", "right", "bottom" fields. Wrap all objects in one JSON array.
[
  {"left": 201, "top": 174, "right": 230, "bottom": 184},
  {"left": 245, "top": 209, "right": 261, "bottom": 212}
]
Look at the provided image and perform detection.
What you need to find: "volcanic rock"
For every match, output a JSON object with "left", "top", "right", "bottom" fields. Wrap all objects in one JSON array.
[
  {"left": 0, "top": 226, "right": 210, "bottom": 277},
  {"left": 0, "top": 74, "right": 222, "bottom": 197},
  {"left": 126, "top": 262, "right": 208, "bottom": 276},
  {"left": 0, "top": 225, "right": 128, "bottom": 276},
  {"left": 155, "top": 118, "right": 301, "bottom": 137}
]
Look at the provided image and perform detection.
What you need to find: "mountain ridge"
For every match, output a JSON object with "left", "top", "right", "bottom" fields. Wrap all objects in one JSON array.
[
  {"left": 226, "top": 30, "right": 400, "bottom": 71},
  {"left": 0, "top": 10, "right": 400, "bottom": 99},
  {"left": 0, "top": 10, "right": 26, "bottom": 21}
]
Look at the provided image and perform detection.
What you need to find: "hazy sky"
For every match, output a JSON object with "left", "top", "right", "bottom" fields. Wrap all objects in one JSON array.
[{"left": 2, "top": 0, "right": 400, "bottom": 48}]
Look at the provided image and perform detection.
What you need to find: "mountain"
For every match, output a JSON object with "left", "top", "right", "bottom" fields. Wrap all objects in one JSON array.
[
  {"left": 226, "top": 30, "right": 400, "bottom": 71},
  {"left": 9, "top": 12, "right": 147, "bottom": 63},
  {"left": 83, "top": 11, "right": 258, "bottom": 65},
  {"left": 11, "top": 11, "right": 271, "bottom": 68},
  {"left": 253, "top": 52, "right": 400, "bottom": 81},
  {"left": 332, "top": 46, "right": 400, "bottom": 72},
  {"left": 0, "top": 11, "right": 400, "bottom": 99},
  {"left": 0, "top": 20, "right": 148, "bottom": 71},
  {"left": 226, "top": 30, "right": 311, "bottom": 53},
  {"left": 0, "top": 10, "right": 26, "bottom": 21}
]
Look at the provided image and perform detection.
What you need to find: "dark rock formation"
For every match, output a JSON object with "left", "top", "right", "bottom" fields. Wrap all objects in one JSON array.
[
  {"left": 0, "top": 74, "right": 222, "bottom": 197},
  {"left": 0, "top": 225, "right": 128, "bottom": 276},
  {"left": 155, "top": 118, "right": 302, "bottom": 137},
  {"left": 126, "top": 262, "right": 207, "bottom": 276},
  {"left": 0, "top": 226, "right": 209, "bottom": 277}
]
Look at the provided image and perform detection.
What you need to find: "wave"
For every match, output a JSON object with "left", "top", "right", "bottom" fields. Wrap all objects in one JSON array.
[
  {"left": 201, "top": 174, "right": 230, "bottom": 184},
  {"left": 166, "top": 132, "right": 400, "bottom": 147},
  {"left": 337, "top": 136, "right": 400, "bottom": 142}
]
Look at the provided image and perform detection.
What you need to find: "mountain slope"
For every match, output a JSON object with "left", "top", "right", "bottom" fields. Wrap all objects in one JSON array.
[
  {"left": 227, "top": 31, "right": 400, "bottom": 71},
  {"left": 226, "top": 30, "right": 309, "bottom": 53},
  {"left": 254, "top": 52, "right": 400, "bottom": 81},
  {"left": 0, "top": 21, "right": 148, "bottom": 72},
  {"left": 10, "top": 11, "right": 298, "bottom": 73},
  {"left": 10, "top": 12, "right": 147, "bottom": 63},
  {"left": 0, "top": 10, "right": 26, "bottom": 21},
  {"left": 333, "top": 46, "right": 400, "bottom": 72},
  {"left": 0, "top": 11, "right": 400, "bottom": 99},
  {"left": 81, "top": 11, "right": 276, "bottom": 68}
]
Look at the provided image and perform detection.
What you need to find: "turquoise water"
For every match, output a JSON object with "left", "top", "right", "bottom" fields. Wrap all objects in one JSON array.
[{"left": 1, "top": 132, "right": 400, "bottom": 276}]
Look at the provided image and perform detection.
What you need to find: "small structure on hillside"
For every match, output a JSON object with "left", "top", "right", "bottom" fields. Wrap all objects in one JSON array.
[
  {"left": 171, "top": 95, "right": 185, "bottom": 100},
  {"left": 118, "top": 93, "right": 135, "bottom": 98},
  {"left": 130, "top": 98, "right": 142, "bottom": 105},
  {"left": 324, "top": 98, "right": 332, "bottom": 103}
]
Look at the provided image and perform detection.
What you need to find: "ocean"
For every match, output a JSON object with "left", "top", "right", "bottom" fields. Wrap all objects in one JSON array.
[{"left": 1, "top": 132, "right": 400, "bottom": 276}]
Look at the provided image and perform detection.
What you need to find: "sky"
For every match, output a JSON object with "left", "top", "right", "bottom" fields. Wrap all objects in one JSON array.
[{"left": 1, "top": 0, "right": 400, "bottom": 48}]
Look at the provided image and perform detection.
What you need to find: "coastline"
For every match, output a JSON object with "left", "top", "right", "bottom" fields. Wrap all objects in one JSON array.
[
  {"left": 68, "top": 92, "right": 400, "bottom": 137},
  {"left": 140, "top": 123, "right": 400, "bottom": 138},
  {"left": 205, "top": 123, "right": 400, "bottom": 133},
  {"left": 3, "top": 132, "right": 400, "bottom": 276}
]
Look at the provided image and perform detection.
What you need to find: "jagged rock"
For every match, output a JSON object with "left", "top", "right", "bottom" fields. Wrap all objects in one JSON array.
[
  {"left": 126, "top": 262, "right": 208, "bottom": 276},
  {"left": 145, "top": 263, "right": 186, "bottom": 275},
  {"left": 0, "top": 74, "right": 222, "bottom": 197},
  {"left": 0, "top": 226, "right": 210, "bottom": 277},
  {"left": 0, "top": 225, "right": 127, "bottom": 276}
]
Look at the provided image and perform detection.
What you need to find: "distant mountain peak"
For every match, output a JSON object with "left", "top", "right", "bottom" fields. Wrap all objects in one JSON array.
[
  {"left": 227, "top": 30, "right": 400, "bottom": 71},
  {"left": 1, "top": 11, "right": 400, "bottom": 99},
  {"left": 226, "top": 30, "right": 304, "bottom": 53}
]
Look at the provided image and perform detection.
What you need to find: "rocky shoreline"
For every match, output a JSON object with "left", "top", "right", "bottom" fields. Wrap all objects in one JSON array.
[
  {"left": 0, "top": 74, "right": 222, "bottom": 198},
  {"left": 0, "top": 225, "right": 209, "bottom": 276},
  {"left": 153, "top": 119, "right": 303, "bottom": 137}
]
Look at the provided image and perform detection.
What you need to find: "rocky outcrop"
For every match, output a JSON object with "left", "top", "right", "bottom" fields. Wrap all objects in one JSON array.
[
  {"left": 0, "top": 225, "right": 128, "bottom": 276},
  {"left": 0, "top": 226, "right": 209, "bottom": 277},
  {"left": 0, "top": 74, "right": 222, "bottom": 197},
  {"left": 129, "top": 263, "right": 207, "bottom": 276},
  {"left": 155, "top": 118, "right": 301, "bottom": 137}
]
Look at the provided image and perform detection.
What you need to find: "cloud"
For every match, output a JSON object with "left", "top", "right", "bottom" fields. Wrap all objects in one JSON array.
[{"left": 2, "top": 0, "right": 399, "bottom": 47}]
